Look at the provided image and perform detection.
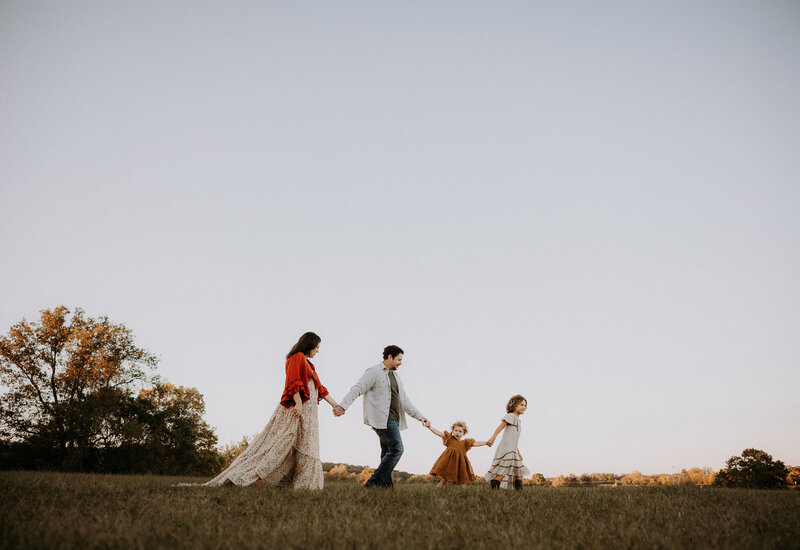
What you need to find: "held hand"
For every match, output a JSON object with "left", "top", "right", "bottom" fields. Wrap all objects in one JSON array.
[
  {"left": 486, "top": 438, "right": 494, "bottom": 447},
  {"left": 333, "top": 405, "right": 345, "bottom": 417},
  {"left": 421, "top": 418, "right": 431, "bottom": 428}
]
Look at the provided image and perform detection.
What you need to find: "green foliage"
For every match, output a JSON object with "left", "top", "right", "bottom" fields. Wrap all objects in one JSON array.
[
  {"left": 0, "top": 307, "right": 220, "bottom": 475},
  {"left": 714, "top": 448, "right": 788, "bottom": 489},
  {"left": 218, "top": 436, "right": 250, "bottom": 471},
  {"left": 2, "top": 471, "right": 799, "bottom": 549}
]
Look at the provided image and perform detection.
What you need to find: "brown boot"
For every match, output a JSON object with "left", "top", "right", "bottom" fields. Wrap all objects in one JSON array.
[
  {"left": 490, "top": 479, "right": 501, "bottom": 490},
  {"left": 514, "top": 479, "right": 523, "bottom": 491}
]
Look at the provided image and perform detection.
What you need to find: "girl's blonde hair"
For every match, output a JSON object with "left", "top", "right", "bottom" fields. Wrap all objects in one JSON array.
[
  {"left": 506, "top": 394, "right": 527, "bottom": 413},
  {"left": 450, "top": 421, "right": 468, "bottom": 434}
]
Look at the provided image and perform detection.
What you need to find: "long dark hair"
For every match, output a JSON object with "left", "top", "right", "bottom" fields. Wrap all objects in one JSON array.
[{"left": 286, "top": 332, "right": 321, "bottom": 358}]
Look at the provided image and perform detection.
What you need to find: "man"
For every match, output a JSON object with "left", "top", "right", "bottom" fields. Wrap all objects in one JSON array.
[{"left": 338, "top": 345, "right": 429, "bottom": 487}]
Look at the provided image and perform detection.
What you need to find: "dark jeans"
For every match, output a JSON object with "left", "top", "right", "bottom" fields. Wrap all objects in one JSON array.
[{"left": 367, "top": 418, "right": 404, "bottom": 487}]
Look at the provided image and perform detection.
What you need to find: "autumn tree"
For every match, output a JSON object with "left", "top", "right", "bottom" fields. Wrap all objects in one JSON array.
[
  {"left": 133, "top": 382, "right": 221, "bottom": 475},
  {"left": 0, "top": 307, "right": 156, "bottom": 465},
  {"left": 530, "top": 473, "right": 547, "bottom": 486},
  {"left": 551, "top": 475, "right": 568, "bottom": 487},
  {"left": 713, "top": 448, "right": 788, "bottom": 490},
  {"left": 358, "top": 467, "right": 374, "bottom": 484},
  {"left": 218, "top": 436, "right": 250, "bottom": 470},
  {"left": 786, "top": 466, "right": 800, "bottom": 488},
  {"left": 324, "top": 464, "right": 357, "bottom": 482},
  {"left": 0, "top": 307, "right": 219, "bottom": 475},
  {"left": 620, "top": 471, "right": 645, "bottom": 486}
]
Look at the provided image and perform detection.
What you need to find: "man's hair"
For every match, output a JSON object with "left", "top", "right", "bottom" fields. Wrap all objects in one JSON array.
[
  {"left": 506, "top": 394, "right": 527, "bottom": 413},
  {"left": 383, "top": 345, "right": 404, "bottom": 360}
]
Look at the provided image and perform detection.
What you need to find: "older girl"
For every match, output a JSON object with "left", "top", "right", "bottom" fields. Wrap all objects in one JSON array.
[{"left": 484, "top": 395, "right": 530, "bottom": 490}]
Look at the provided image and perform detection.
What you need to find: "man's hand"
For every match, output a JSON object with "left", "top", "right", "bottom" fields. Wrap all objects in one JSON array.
[
  {"left": 421, "top": 418, "right": 431, "bottom": 428},
  {"left": 333, "top": 405, "right": 345, "bottom": 417}
]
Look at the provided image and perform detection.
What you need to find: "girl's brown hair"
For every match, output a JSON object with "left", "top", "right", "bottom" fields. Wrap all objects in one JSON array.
[
  {"left": 450, "top": 421, "right": 468, "bottom": 434},
  {"left": 506, "top": 394, "right": 527, "bottom": 413},
  {"left": 286, "top": 332, "right": 321, "bottom": 358}
]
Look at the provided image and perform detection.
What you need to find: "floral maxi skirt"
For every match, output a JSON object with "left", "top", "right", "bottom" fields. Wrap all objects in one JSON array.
[{"left": 204, "top": 381, "right": 323, "bottom": 489}]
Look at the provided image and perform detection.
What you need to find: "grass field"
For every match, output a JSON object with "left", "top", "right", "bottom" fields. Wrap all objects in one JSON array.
[{"left": 1, "top": 471, "right": 799, "bottom": 549}]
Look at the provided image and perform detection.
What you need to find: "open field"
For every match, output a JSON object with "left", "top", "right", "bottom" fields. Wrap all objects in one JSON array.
[{"left": 1, "top": 471, "right": 799, "bottom": 549}]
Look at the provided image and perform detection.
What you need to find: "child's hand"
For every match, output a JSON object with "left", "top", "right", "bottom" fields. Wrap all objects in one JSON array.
[{"left": 486, "top": 438, "right": 494, "bottom": 447}]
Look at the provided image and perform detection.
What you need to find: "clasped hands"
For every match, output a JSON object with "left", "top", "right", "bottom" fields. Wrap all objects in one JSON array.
[{"left": 332, "top": 405, "right": 345, "bottom": 417}]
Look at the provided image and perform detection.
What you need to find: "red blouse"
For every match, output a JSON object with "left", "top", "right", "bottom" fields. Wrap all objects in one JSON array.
[{"left": 280, "top": 352, "right": 329, "bottom": 408}]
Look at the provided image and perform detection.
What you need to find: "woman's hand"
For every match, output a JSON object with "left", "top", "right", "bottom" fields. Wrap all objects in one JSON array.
[
  {"left": 292, "top": 392, "right": 303, "bottom": 416},
  {"left": 486, "top": 438, "right": 495, "bottom": 447}
]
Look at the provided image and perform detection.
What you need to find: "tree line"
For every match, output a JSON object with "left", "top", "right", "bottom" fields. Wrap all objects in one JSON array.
[
  {"left": 2, "top": 308, "right": 796, "bottom": 490},
  {"left": 316, "top": 452, "right": 797, "bottom": 489}
]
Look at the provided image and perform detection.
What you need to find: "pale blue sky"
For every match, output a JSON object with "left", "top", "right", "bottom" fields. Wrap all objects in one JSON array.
[{"left": 1, "top": 1, "right": 798, "bottom": 477}]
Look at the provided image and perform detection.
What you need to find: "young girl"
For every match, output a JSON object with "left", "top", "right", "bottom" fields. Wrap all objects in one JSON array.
[
  {"left": 427, "top": 421, "right": 491, "bottom": 488},
  {"left": 485, "top": 395, "right": 530, "bottom": 490}
]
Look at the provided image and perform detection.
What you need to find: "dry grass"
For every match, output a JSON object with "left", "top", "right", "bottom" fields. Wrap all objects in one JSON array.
[{"left": 1, "top": 471, "right": 799, "bottom": 549}]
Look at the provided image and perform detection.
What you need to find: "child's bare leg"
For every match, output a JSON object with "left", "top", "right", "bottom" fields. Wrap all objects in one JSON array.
[
  {"left": 436, "top": 478, "right": 446, "bottom": 488},
  {"left": 494, "top": 475, "right": 503, "bottom": 482}
]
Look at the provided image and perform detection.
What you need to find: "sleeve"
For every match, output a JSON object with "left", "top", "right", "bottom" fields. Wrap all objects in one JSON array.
[
  {"left": 280, "top": 354, "right": 309, "bottom": 407},
  {"left": 442, "top": 431, "right": 452, "bottom": 446},
  {"left": 464, "top": 438, "right": 475, "bottom": 451},
  {"left": 503, "top": 413, "right": 516, "bottom": 426},
  {"left": 339, "top": 368, "right": 375, "bottom": 410}
]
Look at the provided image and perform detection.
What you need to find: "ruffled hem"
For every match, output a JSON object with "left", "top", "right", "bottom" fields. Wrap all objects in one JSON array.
[
  {"left": 484, "top": 463, "right": 530, "bottom": 481},
  {"left": 430, "top": 449, "right": 477, "bottom": 485},
  {"left": 205, "top": 384, "right": 323, "bottom": 490},
  {"left": 280, "top": 379, "right": 310, "bottom": 407}
]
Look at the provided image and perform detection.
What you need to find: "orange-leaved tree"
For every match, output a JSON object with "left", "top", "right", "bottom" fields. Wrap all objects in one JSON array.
[
  {"left": 0, "top": 306, "right": 218, "bottom": 474},
  {"left": 0, "top": 307, "right": 156, "bottom": 460}
]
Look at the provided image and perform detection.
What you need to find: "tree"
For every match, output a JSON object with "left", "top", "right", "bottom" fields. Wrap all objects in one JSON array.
[
  {"left": 530, "top": 473, "right": 547, "bottom": 486},
  {"left": 0, "top": 307, "right": 157, "bottom": 468},
  {"left": 324, "top": 464, "right": 357, "bottom": 482},
  {"left": 551, "top": 475, "right": 568, "bottom": 487},
  {"left": 0, "top": 307, "right": 220, "bottom": 475},
  {"left": 786, "top": 466, "right": 800, "bottom": 488},
  {"left": 134, "top": 382, "right": 220, "bottom": 475},
  {"left": 218, "top": 436, "right": 249, "bottom": 470},
  {"left": 714, "top": 448, "right": 788, "bottom": 489},
  {"left": 620, "top": 471, "right": 645, "bottom": 486}
]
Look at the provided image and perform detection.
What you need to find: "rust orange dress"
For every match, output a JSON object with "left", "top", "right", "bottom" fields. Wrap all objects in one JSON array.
[{"left": 429, "top": 431, "right": 477, "bottom": 485}]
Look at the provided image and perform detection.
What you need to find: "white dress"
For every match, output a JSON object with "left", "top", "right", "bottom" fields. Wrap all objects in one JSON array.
[
  {"left": 204, "top": 380, "right": 323, "bottom": 489},
  {"left": 484, "top": 413, "right": 530, "bottom": 483}
]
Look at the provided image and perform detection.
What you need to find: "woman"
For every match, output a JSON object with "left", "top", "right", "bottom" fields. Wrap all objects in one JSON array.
[{"left": 204, "top": 332, "right": 342, "bottom": 489}]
